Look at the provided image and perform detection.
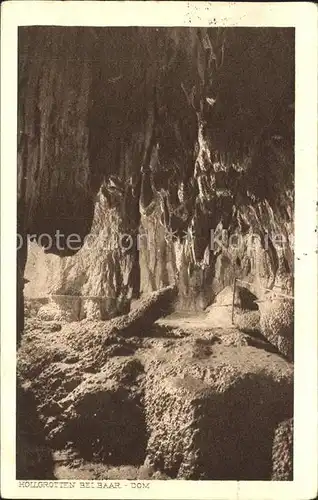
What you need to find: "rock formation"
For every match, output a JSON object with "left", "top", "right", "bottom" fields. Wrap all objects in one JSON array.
[
  {"left": 20, "top": 27, "right": 294, "bottom": 334},
  {"left": 259, "top": 298, "right": 294, "bottom": 361},
  {"left": 271, "top": 418, "right": 294, "bottom": 480},
  {"left": 17, "top": 26, "right": 295, "bottom": 480},
  {"left": 16, "top": 382, "right": 55, "bottom": 479},
  {"left": 18, "top": 311, "right": 293, "bottom": 480},
  {"left": 144, "top": 339, "right": 293, "bottom": 480}
]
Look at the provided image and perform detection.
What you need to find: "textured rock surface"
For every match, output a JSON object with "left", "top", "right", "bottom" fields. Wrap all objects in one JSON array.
[
  {"left": 37, "top": 297, "right": 81, "bottom": 322},
  {"left": 50, "top": 358, "right": 146, "bottom": 463},
  {"left": 24, "top": 297, "right": 48, "bottom": 318},
  {"left": 211, "top": 284, "right": 258, "bottom": 309},
  {"left": 18, "top": 317, "right": 152, "bottom": 464},
  {"left": 259, "top": 298, "right": 294, "bottom": 361},
  {"left": 144, "top": 340, "right": 293, "bottom": 479},
  {"left": 20, "top": 28, "right": 294, "bottom": 329},
  {"left": 53, "top": 451, "right": 170, "bottom": 480},
  {"left": 18, "top": 313, "right": 293, "bottom": 480},
  {"left": 271, "top": 418, "right": 293, "bottom": 480},
  {"left": 203, "top": 284, "right": 259, "bottom": 329},
  {"left": 17, "top": 27, "right": 294, "bottom": 480},
  {"left": 17, "top": 382, "right": 55, "bottom": 479}
]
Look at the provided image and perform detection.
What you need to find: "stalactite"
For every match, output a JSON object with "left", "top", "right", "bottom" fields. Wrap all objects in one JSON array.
[{"left": 20, "top": 27, "right": 294, "bottom": 316}]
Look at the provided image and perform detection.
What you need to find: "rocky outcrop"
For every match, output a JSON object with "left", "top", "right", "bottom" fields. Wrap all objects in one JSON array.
[
  {"left": 17, "top": 382, "right": 55, "bottom": 479},
  {"left": 50, "top": 357, "right": 146, "bottom": 463},
  {"left": 18, "top": 313, "right": 293, "bottom": 480},
  {"left": 24, "top": 195, "right": 135, "bottom": 320},
  {"left": 109, "top": 285, "right": 177, "bottom": 336},
  {"left": 17, "top": 27, "right": 295, "bottom": 481},
  {"left": 37, "top": 297, "right": 81, "bottom": 322},
  {"left": 206, "top": 284, "right": 258, "bottom": 310},
  {"left": 259, "top": 298, "right": 294, "bottom": 361},
  {"left": 19, "top": 27, "right": 294, "bottom": 332},
  {"left": 203, "top": 284, "right": 259, "bottom": 329},
  {"left": 271, "top": 418, "right": 293, "bottom": 480},
  {"left": 144, "top": 339, "right": 293, "bottom": 480}
]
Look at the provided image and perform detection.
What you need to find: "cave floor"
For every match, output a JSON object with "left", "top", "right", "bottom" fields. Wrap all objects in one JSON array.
[
  {"left": 53, "top": 451, "right": 161, "bottom": 480},
  {"left": 19, "top": 305, "right": 271, "bottom": 481},
  {"left": 157, "top": 311, "right": 237, "bottom": 332}
]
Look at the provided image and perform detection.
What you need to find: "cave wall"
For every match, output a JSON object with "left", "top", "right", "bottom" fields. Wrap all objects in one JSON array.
[
  {"left": 18, "top": 28, "right": 95, "bottom": 244},
  {"left": 20, "top": 27, "right": 294, "bottom": 320}
]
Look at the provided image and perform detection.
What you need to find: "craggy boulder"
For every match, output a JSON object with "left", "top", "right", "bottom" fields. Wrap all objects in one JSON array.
[
  {"left": 109, "top": 285, "right": 177, "bottom": 337},
  {"left": 17, "top": 382, "right": 55, "bottom": 479},
  {"left": 206, "top": 284, "right": 258, "bottom": 310},
  {"left": 205, "top": 284, "right": 259, "bottom": 329},
  {"left": 19, "top": 28, "right": 295, "bottom": 337},
  {"left": 258, "top": 298, "right": 294, "bottom": 361},
  {"left": 37, "top": 296, "right": 81, "bottom": 322},
  {"left": 271, "top": 418, "right": 293, "bottom": 480},
  {"left": 17, "top": 318, "right": 144, "bottom": 432},
  {"left": 50, "top": 357, "right": 146, "bottom": 464},
  {"left": 144, "top": 339, "right": 293, "bottom": 480}
]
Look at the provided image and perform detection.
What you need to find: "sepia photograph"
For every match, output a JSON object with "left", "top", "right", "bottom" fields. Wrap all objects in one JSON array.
[
  {"left": 1, "top": 2, "right": 317, "bottom": 499},
  {"left": 16, "top": 22, "right": 296, "bottom": 481}
]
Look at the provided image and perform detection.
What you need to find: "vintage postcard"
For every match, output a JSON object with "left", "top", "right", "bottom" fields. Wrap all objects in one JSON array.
[{"left": 1, "top": 1, "right": 317, "bottom": 499}]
